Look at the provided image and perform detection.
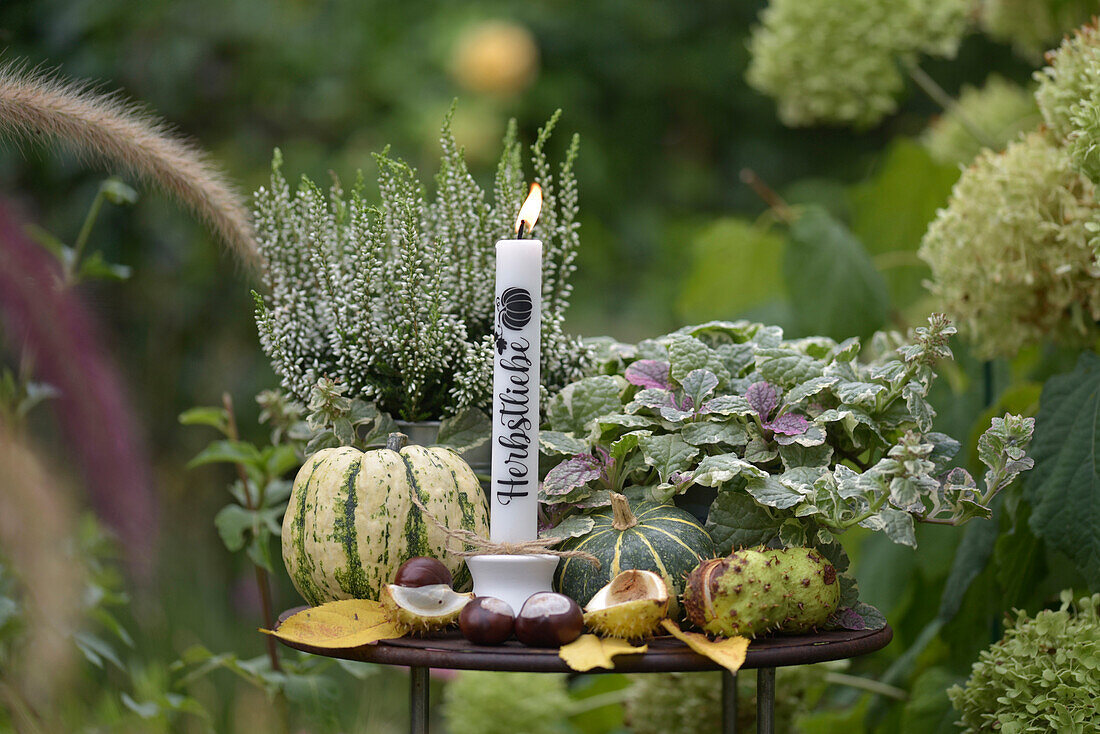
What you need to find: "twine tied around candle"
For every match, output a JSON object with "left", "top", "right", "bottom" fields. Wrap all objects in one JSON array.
[{"left": 386, "top": 433, "right": 600, "bottom": 568}]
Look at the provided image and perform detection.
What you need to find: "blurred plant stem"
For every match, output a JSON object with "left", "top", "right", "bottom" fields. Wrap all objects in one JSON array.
[
  {"left": 222, "top": 392, "right": 281, "bottom": 674},
  {"left": 64, "top": 184, "right": 107, "bottom": 285},
  {"left": 739, "top": 168, "right": 792, "bottom": 221},
  {"left": 905, "top": 62, "right": 997, "bottom": 150}
]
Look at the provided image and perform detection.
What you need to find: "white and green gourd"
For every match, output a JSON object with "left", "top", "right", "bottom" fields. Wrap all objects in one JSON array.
[{"left": 282, "top": 433, "right": 489, "bottom": 605}]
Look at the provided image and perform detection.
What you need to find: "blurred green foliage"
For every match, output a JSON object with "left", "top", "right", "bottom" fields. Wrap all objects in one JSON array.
[{"left": 0, "top": 0, "right": 1091, "bottom": 731}]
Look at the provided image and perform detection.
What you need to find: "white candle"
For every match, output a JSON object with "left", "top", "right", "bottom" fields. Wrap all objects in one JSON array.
[{"left": 490, "top": 184, "right": 542, "bottom": 543}]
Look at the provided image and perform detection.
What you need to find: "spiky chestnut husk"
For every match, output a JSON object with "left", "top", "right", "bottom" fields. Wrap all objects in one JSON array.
[
  {"left": 771, "top": 548, "right": 840, "bottom": 633},
  {"left": 583, "top": 570, "right": 670, "bottom": 639},
  {"left": 682, "top": 551, "right": 790, "bottom": 638},
  {"left": 380, "top": 583, "right": 473, "bottom": 634}
]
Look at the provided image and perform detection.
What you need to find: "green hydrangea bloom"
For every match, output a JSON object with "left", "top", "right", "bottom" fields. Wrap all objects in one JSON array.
[
  {"left": 923, "top": 75, "right": 1040, "bottom": 165},
  {"left": 919, "top": 132, "right": 1100, "bottom": 358},
  {"left": 1035, "top": 20, "right": 1100, "bottom": 183},
  {"left": 747, "top": 0, "right": 970, "bottom": 127},
  {"left": 980, "top": 0, "right": 1097, "bottom": 58},
  {"left": 442, "top": 671, "right": 572, "bottom": 734},
  {"left": 948, "top": 593, "right": 1100, "bottom": 732}
]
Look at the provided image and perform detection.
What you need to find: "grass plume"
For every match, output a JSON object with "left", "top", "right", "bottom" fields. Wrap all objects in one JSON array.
[{"left": 0, "top": 61, "right": 258, "bottom": 267}]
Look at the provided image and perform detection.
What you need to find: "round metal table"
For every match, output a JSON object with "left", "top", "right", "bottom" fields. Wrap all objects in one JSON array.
[{"left": 276, "top": 616, "right": 892, "bottom": 734}]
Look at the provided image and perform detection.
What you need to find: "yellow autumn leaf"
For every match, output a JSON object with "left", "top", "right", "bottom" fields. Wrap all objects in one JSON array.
[
  {"left": 263, "top": 599, "right": 405, "bottom": 648},
  {"left": 660, "top": 619, "right": 749, "bottom": 674},
  {"left": 558, "top": 634, "right": 647, "bottom": 672}
]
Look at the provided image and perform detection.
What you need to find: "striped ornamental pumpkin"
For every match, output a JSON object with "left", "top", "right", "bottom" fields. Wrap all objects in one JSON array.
[
  {"left": 282, "top": 435, "right": 488, "bottom": 605},
  {"left": 553, "top": 493, "right": 717, "bottom": 615}
]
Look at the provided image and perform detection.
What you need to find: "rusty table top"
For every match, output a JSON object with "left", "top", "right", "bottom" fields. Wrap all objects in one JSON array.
[{"left": 275, "top": 613, "right": 893, "bottom": 674}]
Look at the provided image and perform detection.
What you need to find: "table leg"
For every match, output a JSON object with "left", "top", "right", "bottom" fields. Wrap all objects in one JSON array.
[
  {"left": 410, "top": 666, "right": 430, "bottom": 734},
  {"left": 756, "top": 668, "right": 775, "bottom": 734},
  {"left": 721, "top": 671, "right": 738, "bottom": 734}
]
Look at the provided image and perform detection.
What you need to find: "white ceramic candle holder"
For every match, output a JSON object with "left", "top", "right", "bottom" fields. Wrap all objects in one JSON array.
[{"left": 465, "top": 554, "right": 560, "bottom": 615}]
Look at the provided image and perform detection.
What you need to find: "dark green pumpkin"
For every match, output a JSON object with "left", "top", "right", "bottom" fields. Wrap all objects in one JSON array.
[{"left": 553, "top": 492, "right": 717, "bottom": 615}]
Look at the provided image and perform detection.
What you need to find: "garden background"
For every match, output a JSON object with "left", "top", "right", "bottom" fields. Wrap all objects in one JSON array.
[{"left": 0, "top": 0, "right": 1093, "bottom": 732}]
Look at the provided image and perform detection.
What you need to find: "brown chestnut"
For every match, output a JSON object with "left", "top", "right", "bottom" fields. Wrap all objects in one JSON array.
[
  {"left": 394, "top": 556, "right": 452, "bottom": 588},
  {"left": 459, "top": 596, "right": 515, "bottom": 646},
  {"left": 514, "top": 592, "right": 583, "bottom": 648}
]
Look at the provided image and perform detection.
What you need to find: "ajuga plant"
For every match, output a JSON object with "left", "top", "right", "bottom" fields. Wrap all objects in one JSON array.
[
  {"left": 253, "top": 107, "right": 590, "bottom": 424},
  {"left": 922, "top": 75, "right": 1039, "bottom": 166},
  {"left": 948, "top": 592, "right": 1100, "bottom": 732},
  {"left": 541, "top": 315, "right": 1033, "bottom": 551},
  {"left": 745, "top": 0, "right": 969, "bottom": 127},
  {"left": 920, "top": 132, "right": 1100, "bottom": 358}
]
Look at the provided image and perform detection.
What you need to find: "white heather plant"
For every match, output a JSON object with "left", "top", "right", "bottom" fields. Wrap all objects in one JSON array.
[{"left": 253, "top": 108, "right": 591, "bottom": 429}]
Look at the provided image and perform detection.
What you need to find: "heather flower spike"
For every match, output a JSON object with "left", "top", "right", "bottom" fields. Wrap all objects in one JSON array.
[{"left": 253, "top": 107, "right": 591, "bottom": 421}]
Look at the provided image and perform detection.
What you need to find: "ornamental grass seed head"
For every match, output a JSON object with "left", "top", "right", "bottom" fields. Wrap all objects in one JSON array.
[
  {"left": 746, "top": 0, "right": 970, "bottom": 127},
  {"left": 919, "top": 132, "right": 1100, "bottom": 358},
  {"left": 923, "top": 75, "right": 1040, "bottom": 165},
  {"left": 1035, "top": 19, "right": 1100, "bottom": 183}
]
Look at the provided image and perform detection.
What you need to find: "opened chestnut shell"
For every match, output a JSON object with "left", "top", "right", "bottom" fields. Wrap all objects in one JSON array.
[
  {"left": 394, "top": 556, "right": 453, "bottom": 588},
  {"left": 514, "top": 592, "right": 583, "bottom": 647},
  {"left": 459, "top": 596, "right": 515, "bottom": 646}
]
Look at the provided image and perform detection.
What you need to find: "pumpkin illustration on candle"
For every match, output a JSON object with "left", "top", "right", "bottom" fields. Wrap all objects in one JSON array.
[{"left": 499, "top": 286, "right": 533, "bottom": 330}]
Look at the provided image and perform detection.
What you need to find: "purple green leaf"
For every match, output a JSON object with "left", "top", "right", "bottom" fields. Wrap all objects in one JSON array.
[
  {"left": 543, "top": 454, "right": 603, "bottom": 496},
  {"left": 624, "top": 360, "right": 671, "bottom": 390},
  {"left": 746, "top": 381, "right": 778, "bottom": 419},
  {"left": 765, "top": 412, "right": 810, "bottom": 436}
]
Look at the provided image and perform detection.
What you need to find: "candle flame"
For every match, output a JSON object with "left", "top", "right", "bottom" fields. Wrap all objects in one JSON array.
[{"left": 514, "top": 183, "right": 542, "bottom": 237}]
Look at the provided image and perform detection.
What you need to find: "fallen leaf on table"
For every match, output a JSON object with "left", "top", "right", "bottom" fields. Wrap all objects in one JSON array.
[
  {"left": 262, "top": 599, "right": 404, "bottom": 648},
  {"left": 660, "top": 619, "right": 749, "bottom": 674},
  {"left": 559, "top": 634, "right": 648, "bottom": 671}
]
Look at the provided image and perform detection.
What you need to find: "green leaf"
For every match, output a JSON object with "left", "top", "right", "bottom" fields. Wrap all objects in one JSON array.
[
  {"left": 263, "top": 444, "right": 299, "bottom": 479},
  {"left": 783, "top": 205, "right": 889, "bottom": 340},
  {"left": 848, "top": 140, "right": 958, "bottom": 309},
  {"left": 681, "top": 420, "right": 748, "bottom": 448},
  {"left": 437, "top": 407, "right": 491, "bottom": 453},
  {"left": 778, "top": 519, "right": 809, "bottom": 546},
  {"left": 705, "top": 490, "right": 781, "bottom": 553},
  {"left": 784, "top": 376, "right": 840, "bottom": 406},
  {"left": 1026, "top": 353, "right": 1100, "bottom": 583},
  {"left": 77, "top": 250, "right": 132, "bottom": 281},
  {"left": 187, "top": 440, "right": 263, "bottom": 470},
  {"left": 636, "top": 433, "right": 698, "bottom": 482},
  {"left": 666, "top": 335, "right": 729, "bottom": 385},
  {"left": 609, "top": 431, "right": 648, "bottom": 462},
  {"left": 779, "top": 442, "right": 833, "bottom": 470},
  {"left": 700, "top": 395, "right": 755, "bottom": 417},
  {"left": 899, "top": 668, "right": 963, "bottom": 734},
  {"left": 540, "top": 431, "right": 589, "bottom": 457},
  {"left": 692, "top": 453, "right": 767, "bottom": 487},
  {"left": 744, "top": 474, "right": 805, "bottom": 510},
  {"left": 100, "top": 177, "right": 139, "bottom": 205},
  {"left": 540, "top": 515, "right": 596, "bottom": 542},
  {"left": 680, "top": 369, "right": 718, "bottom": 408},
  {"left": 676, "top": 218, "right": 786, "bottom": 323},
  {"left": 178, "top": 406, "right": 229, "bottom": 434},
  {"left": 74, "top": 631, "right": 124, "bottom": 670},
  {"left": 860, "top": 507, "right": 916, "bottom": 547},
  {"left": 754, "top": 348, "right": 825, "bottom": 386},
  {"left": 547, "top": 375, "right": 624, "bottom": 435},
  {"left": 214, "top": 504, "right": 253, "bottom": 552}
]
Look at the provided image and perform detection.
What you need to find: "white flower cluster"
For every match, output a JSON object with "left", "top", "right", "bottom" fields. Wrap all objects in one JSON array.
[{"left": 253, "top": 111, "right": 591, "bottom": 421}]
